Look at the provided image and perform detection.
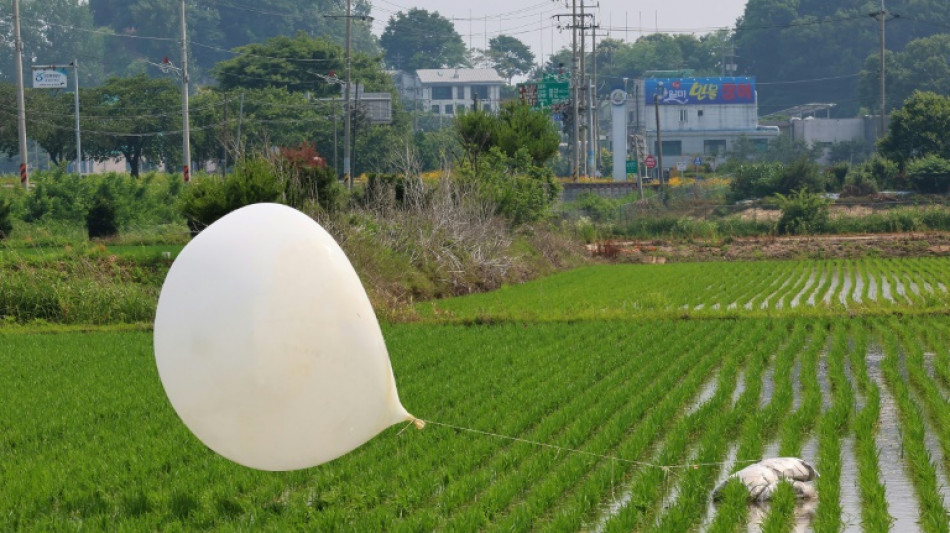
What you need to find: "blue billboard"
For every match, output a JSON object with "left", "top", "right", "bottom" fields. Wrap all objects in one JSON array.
[{"left": 644, "top": 77, "right": 756, "bottom": 105}]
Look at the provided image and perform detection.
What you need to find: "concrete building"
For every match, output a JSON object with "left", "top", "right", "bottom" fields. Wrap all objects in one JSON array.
[
  {"left": 394, "top": 68, "right": 505, "bottom": 115},
  {"left": 626, "top": 76, "right": 780, "bottom": 174}
]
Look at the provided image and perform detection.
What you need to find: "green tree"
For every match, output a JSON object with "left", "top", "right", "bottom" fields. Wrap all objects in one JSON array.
[
  {"left": 481, "top": 35, "right": 535, "bottom": 83},
  {"left": 82, "top": 74, "right": 180, "bottom": 177},
  {"left": 494, "top": 102, "right": 559, "bottom": 166},
  {"left": 380, "top": 9, "right": 468, "bottom": 71},
  {"left": 0, "top": 0, "right": 106, "bottom": 86},
  {"left": 212, "top": 33, "right": 346, "bottom": 95},
  {"left": 879, "top": 91, "right": 950, "bottom": 167},
  {"left": 906, "top": 154, "right": 950, "bottom": 193},
  {"left": 861, "top": 34, "right": 950, "bottom": 113},
  {"left": 775, "top": 188, "right": 831, "bottom": 235}
]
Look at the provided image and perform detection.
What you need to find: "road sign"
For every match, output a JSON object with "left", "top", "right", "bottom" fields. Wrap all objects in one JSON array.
[
  {"left": 693, "top": 156, "right": 702, "bottom": 166},
  {"left": 676, "top": 162, "right": 688, "bottom": 172},
  {"left": 536, "top": 80, "right": 570, "bottom": 107},
  {"left": 32, "top": 67, "right": 69, "bottom": 89},
  {"left": 645, "top": 155, "right": 657, "bottom": 169},
  {"left": 625, "top": 160, "right": 638, "bottom": 173}
]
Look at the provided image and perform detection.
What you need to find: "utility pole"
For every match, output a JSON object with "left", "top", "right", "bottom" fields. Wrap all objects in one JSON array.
[
  {"left": 71, "top": 59, "right": 82, "bottom": 175},
  {"left": 654, "top": 93, "right": 664, "bottom": 197},
  {"left": 870, "top": 1, "right": 890, "bottom": 139},
  {"left": 13, "top": 0, "right": 28, "bottom": 188},
  {"left": 180, "top": 0, "right": 191, "bottom": 182},
  {"left": 344, "top": 0, "right": 352, "bottom": 190},
  {"left": 572, "top": 0, "right": 579, "bottom": 180},
  {"left": 579, "top": 0, "right": 587, "bottom": 178}
]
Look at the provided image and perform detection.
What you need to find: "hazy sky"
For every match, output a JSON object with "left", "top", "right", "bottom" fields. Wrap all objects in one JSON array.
[{"left": 370, "top": 0, "right": 750, "bottom": 63}]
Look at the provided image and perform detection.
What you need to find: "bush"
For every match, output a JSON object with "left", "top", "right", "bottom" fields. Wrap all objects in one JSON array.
[
  {"left": 461, "top": 147, "right": 561, "bottom": 225},
  {"left": 86, "top": 183, "right": 119, "bottom": 239},
  {"left": 276, "top": 143, "right": 344, "bottom": 212},
  {"left": 178, "top": 158, "right": 284, "bottom": 235},
  {"left": 0, "top": 196, "right": 12, "bottom": 239},
  {"left": 906, "top": 154, "right": 950, "bottom": 193},
  {"left": 726, "top": 162, "right": 784, "bottom": 202},
  {"left": 774, "top": 189, "right": 831, "bottom": 235}
]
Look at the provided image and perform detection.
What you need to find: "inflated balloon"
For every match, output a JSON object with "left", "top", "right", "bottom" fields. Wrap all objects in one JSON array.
[{"left": 154, "top": 203, "right": 420, "bottom": 471}]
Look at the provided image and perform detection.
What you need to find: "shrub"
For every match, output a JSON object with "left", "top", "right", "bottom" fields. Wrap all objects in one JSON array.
[
  {"left": 774, "top": 189, "right": 831, "bottom": 235},
  {"left": 0, "top": 196, "right": 12, "bottom": 239},
  {"left": 86, "top": 183, "right": 119, "bottom": 239},
  {"left": 726, "top": 162, "right": 784, "bottom": 202},
  {"left": 178, "top": 158, "right": 284, "bottom": 235},
  {"left": 276, "top": 143, "right": 344, "bottom": 212},
  {"left": 906, "top": 154, "right": 950, "bottom": 193}
]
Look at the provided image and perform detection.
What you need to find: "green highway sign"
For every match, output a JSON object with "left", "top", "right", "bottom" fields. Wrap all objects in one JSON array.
[
  {"left": 518, "top": 75, "right": 571, "bottom": 109},
  {"left": 625, "top": 160, "right": 638, "bottom": 173}
]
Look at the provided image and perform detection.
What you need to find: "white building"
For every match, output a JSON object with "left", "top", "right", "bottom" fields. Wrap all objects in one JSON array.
[
  {"left": 627, "top": 76, "right": 780, "bottom": 173},
  {"left": 395, "top": 68, "right": 505, "bottom": 115}
]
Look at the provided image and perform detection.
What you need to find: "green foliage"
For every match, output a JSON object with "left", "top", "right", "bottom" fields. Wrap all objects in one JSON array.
[
  {"left": 906, "top": 154, "right": 950, "bottom": 194},
  {"left": 463, "top": 147, "right": 560, "bottom": 225},
  {"left": 774, "top": 189, "right": 830, "bottom": 235},
  {"left": 0, "top": 196, "right": 12, "bottom": 239},
  {"left": 776, "top": 157, "right": 825, "bottom": 194},
  {"left": 455, "top": 102, "right": 559, "bottom": 176},
  {"left": 177, "top": 159, "right": 284, "bottom": 235},
  {"left": 276, "top": 143, "right": 344, "bottom": 212},
  {"left": 482, "top": 35, "right": 535, "bottom": 83},
  {"left": 861, "top": 35, "right": 950, "bottom": 113},
  {"left": 726, "top": 162, "right": 784, "bottom": 201},
  {"left": 86, "top": 184, "right": 119, "bottom": 239},
  {"left": 380, "top": 9, "right": 468, "bottom": 70},
  {"left": 82, "top": 74, "right": 181, "bottom": 177},
  {"left": 880, "top": 91, "right": 950, "bottom": 167}
]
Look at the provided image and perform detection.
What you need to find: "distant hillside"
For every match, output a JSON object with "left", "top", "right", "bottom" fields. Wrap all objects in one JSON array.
[{"left": 735, "top": 0, "right": 950, "bottom": 116}]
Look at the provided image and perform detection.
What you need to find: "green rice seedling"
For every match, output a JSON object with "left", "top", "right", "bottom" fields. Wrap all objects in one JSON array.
[
  {"left": 813, "top": 322, "right": 852, "bottom": 533},
  {"left": 880, "top": 321, "right": 950, "bottom": 533},
  {"left": 760, "top": 481, "right": 796, "bottom": 533},
  {"left": 847, "top": 323, "right": 892, "bottom": 531},
  {"left": 778, "top": 322, "right": 825, "bottom": 457},
  {"left": 706, "top": 477, "right": 750, "bottom": 533}
]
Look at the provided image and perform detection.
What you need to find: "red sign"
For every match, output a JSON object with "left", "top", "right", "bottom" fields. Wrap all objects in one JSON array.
[{"left": 645, "top": 155, "right": 657, "bottom": 169}]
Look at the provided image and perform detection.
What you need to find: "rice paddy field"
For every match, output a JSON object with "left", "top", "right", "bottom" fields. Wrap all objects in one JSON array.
[{"left": 3, "top": 258, "right": 950, "bottom": 531}]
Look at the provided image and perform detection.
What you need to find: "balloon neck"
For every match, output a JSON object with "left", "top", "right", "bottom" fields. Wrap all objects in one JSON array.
[{"left": 410, "top": 417, "right": 426, "bottom": 430}]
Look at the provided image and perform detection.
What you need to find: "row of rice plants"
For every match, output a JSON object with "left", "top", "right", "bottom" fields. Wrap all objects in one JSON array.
[
  {"left": 433, "top": 321, "right": 707, "bottom": 530},
  {"left": 419, "top": 259, "right": 950, "bottom": 322},
  {"left": 512, "top": 321, "right": 742, "bottom": 531},
  {"left": 599, "top": 320, "right": 773, "bottom": 531},
  {"left": 647, "top": 318, "right": 782, "bottom": 531},
  {"left": 847, "top": 324, "right": 892, "bottom": 530},
  {"left": 879, "top": 320, "right": 950, "bottom": 533},
  {"left": 704, "top": 322, "right": 812, "bottom": 532},
  {"left": 535, "top": 322, "right": 757, "bottom": 531},
  {"left": 812, "top": 322, "right": 853, "bottom": 532},
  {"left": 898, "top": 319, "right": 950, "bottom": 506}
]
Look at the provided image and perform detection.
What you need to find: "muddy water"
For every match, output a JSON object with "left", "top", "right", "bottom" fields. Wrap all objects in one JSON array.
[
  {"left": 838, "top": 271, "right": 852, "bottom": 307},
  {"left": 760, "top": 366, "right": 776, "bottom": 407},
  {"left": 806, "top": 269, "right": 828, "bottom": 307},
  {"left": 698, "top": 444, "right": 738, "bottom": 533},
  {"left": 823, "top": 271, "right": 840, "bottom": 306},
  {"left": 792, "top": 358, "right": 803, "bottom": 411},
  {"left": 892, "top": 274, "right": 912, "bottom": 304},
  {"left": 732, "top": 370, "right": 748, "bottom": 406},
  {"left": 686, "top": 374, "right": 720, "bottom": 416},
  {"left": 762, "top": 274, "right": 795, "bottom": 310},
  {"left": 867, "top": 347, "right": 921, "bottom": 532},
  {"left": 920, "top": 413, "right": 950, "bottom": 514},
  {"left": 852, "top": 269, "right": 864, "bottom": 304},
  {"left": 880, "top": 275, "right": 895, "bottom": 303},
  {"left": 839, "top": 437, "right": 863, "bottom": 532},
  {"left": 867, "top": 272, "right": 879, "bottom": 301},
  {"left": 790, "top": 270, "right": 818, "bottom": 309}
]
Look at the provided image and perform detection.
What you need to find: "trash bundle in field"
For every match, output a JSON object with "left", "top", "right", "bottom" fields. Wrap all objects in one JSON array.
[{"left": 713, "top": 457, "right": 819, "bottom": 502}]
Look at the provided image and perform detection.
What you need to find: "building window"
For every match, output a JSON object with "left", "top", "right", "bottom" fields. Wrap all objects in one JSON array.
[
  {"left": 456, "top": 86, "right": 466, "bottom": 99},
  {"left": 471, "top": 85, "right": 489, "bottom": 100},
  {"left": 445, "top": 104, "right": 454, "bottom": 115},
  {"left": 704, "top": 139, "right": 727, "bottom": 156},
  {"left": 697, "top": 110, "right": 704, "bottom": 118},
  {"left": 456, "top": 104, "right": 467, "bottom": 114},
  {"left": 679, "top": 109, "right": 688, "bottom": 122},
  {"left": 431, "top": 86, "right": 452, "bottom": 100},
  {"left": 431, "top": 105, "right": 440, "bottom": 114},
  {"left": 752, "top": 139, "right": 770, "bottom": 153},
  {"left": 655, "top": 140, "right": 682, "bottom": 156}
]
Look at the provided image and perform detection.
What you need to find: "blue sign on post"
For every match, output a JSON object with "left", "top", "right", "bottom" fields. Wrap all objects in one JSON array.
[
  {"left": 645, "top": 77, "right": 756, "bottom": 105},
  {"left": 693, "top": 156, "right": 702, "bottom": 166}
]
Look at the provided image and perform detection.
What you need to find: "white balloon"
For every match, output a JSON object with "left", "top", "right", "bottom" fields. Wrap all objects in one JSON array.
[{"left": 154, "top": 203, "right": 417, "bottom": 471}]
